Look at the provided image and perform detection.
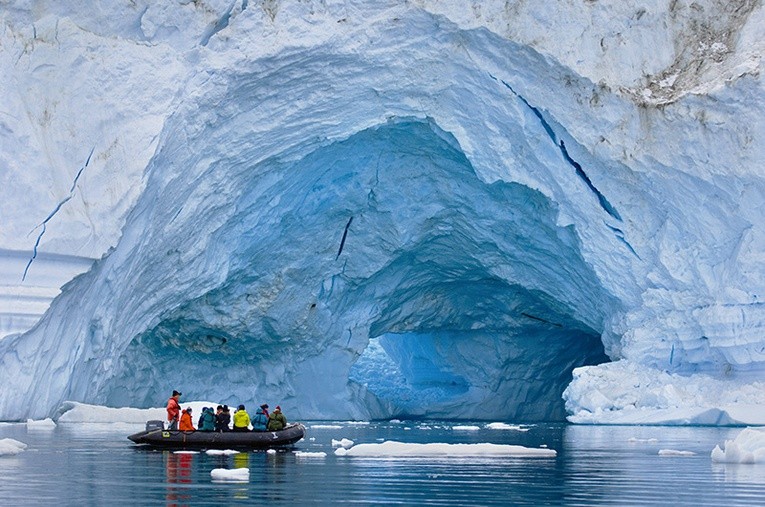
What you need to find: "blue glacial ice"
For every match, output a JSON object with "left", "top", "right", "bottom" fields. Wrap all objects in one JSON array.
[{"left": 0, "top": 1, "right": 764, "bottom": 423}]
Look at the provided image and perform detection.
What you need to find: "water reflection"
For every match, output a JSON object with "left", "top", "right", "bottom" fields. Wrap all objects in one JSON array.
[{"left": 165, "top": 451, "right": 193, "bottom": 506}]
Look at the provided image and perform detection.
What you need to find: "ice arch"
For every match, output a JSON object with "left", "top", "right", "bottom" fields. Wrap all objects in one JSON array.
[{"left": 25, "top": 119, "right": 611, "bottom": 421}]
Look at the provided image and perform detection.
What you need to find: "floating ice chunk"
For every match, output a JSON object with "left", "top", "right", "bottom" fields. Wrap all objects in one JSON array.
[
  {"left": 173, "top": 450, "right": 198, "bottom": 454},
  {"left": 658, "top": 449, "right": 696, "bottom": 456},
  {"left": 344, "top": 421, "right": 370, "bottom": 425},
  {"left": 0, "top": 438, "right": 27, "bottom": 456},
  {"left": 628, "top": 437, "right": 659, "bottom": 443},
  {"left": 485, "top": 423, "right": 529, "bottom": 431},
  {"left": 266, "top": 449, "right": 277, "bottom": 454},
  {"left": 310, "top": 425, "right": 343, "bottom": 429},
  {"left": 26, "top": 418, "right": 56, "bottom": 428},
  {"left": 334, "top": 441, "right": 556, "bottom": 458},
  {"left": 294, "top": 451, "right": 327, "bottom": 458},
  {"left": 331, "top": 438, "right": 354, "bottom": 449},
  {"left": 389, "top": 419, "right": 401, "bottom": 424},
  {"left": 711, "top": 428, "right": 765, "bottom": 464},
  {"left": 452, "top": 425, "right": 480, "bottom": 431},
  {"left": 211, "top": 468, "right": 249, "bottom": 482},
  {"left": 206, "top": 449, "right": 240, "bottom": 456}
]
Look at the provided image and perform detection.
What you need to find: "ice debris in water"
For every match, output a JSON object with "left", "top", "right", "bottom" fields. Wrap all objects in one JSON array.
[
  {"left": 658, "top": 449, "right": 696, "bottom": 456},
  {"left": 0, "top": 438, "right": 28, "bottom": 456},
  {"left": 26, "top": 418, "right": 56, "bottom": 428},
  {"left": 211, "top": 468, "right": 249, "bottom": 482},
  {"left": 206, "top": 449, "right": 240, "bottom": 456},
  {"left": 332, "top": 438, "right": 355, "bottom": 449},
  {"left": 294, "top": 451, "right": 327, "bottom": 458},
  {"left": 335, "top": 441, "right": 556, "bottom": 457},
  {"left": 451, "top": 425, "right": 480, "bottom": 431},
  {"left": 485, "top": 422, "right": 529, "bottom": 431},
  {"left": 711, "top": 428, "right": 765, "bottom": 464}
]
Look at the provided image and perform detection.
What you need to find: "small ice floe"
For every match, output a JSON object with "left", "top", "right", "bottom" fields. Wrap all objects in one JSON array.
[
  {"left": 206, "top": 449, "right": 239, "bottom": 456},
  {"left": 0, "top": 438, "right": 28, "bottom": 456},
  {"left": 310, "top": 425, "right": 343, "bottom": 429},
  {"left": 389, "top": 419, "right": 402, "bottom": 424},
  {"left": 309, "top": 437, "right": 316, "bottom": 441},
  {"left": 173, "top": 450, "right": 199, "bottom": 454},
  {"left": 331, "top": 438, "right": 354, "bottom": 449},
  {"left": 294, "top": 451, "right": 327, "bottom": 458},
  {"left": 211, "top": 468, "right": 249, "bottom": 482},
  {"left": 658, "top": 449, "right": 696, "bottom": 457},
  {"left": 266, "top": 449, "right": 277, "bottom": 455},
  {"left": 334, "top": 441, "right": 556, "bottom": 458},
  {"left": 485, "top": 423, "right": 529, "bottom": 432},
  {"left": 711, "top": 428, "right": 765, "bottom": 464},
  {"left": 417, "top": 425, "right": 432, "bottom": 430},
  {"left": 26, "top": 418, "right": 56, "bottom": 429},
  {"left": 344, "top": 421, "right": 370, "bottom": 425},
  {"left": 628, "top": 437, "right": 659, "bottom": 443},
  {"left": 452, "top": 425, "right": 480, "bottom": 431}
]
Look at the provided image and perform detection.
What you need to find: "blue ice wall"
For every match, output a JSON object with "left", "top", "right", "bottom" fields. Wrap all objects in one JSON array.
[{"left": 99, "top": 119, "right": 613, "bottom": 420}]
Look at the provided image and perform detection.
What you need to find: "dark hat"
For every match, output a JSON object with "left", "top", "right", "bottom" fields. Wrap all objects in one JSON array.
[
  {"left": 238, "top": 404, "right": 245, "bottom": 410},
  {"left": 187, "top": 407, "right": 192, "bottom": 411},
  {"left": 275, "top": 405, "right": 281, "bottom": 411},
  {"left": 172, "top": 390, "right": 182, "bottom": 396},
  {"left": 260, "top": 403, "right": 268, "bottom": 409}
]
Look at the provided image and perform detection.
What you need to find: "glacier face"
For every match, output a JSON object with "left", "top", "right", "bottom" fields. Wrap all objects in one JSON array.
[{"left": 0, "top": 0, "right": 764, "bottom": 422}]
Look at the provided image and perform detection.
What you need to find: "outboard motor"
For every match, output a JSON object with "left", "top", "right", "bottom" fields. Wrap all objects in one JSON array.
[{"left": 145, "top": 420, "right": 164, "bottom": 432}]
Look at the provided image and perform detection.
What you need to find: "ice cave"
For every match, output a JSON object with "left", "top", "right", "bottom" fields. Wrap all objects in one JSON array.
[{"left": 0, "top": 0, "right": 763, "bottom": 424}]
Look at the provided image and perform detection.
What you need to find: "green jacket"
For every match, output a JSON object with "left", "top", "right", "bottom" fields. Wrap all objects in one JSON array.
[
  {"left": 233, "top": 409, "right": 250, "bottom": 429},
  {"left": 267, "top": 411, "right": 287, "bottom": 431}
]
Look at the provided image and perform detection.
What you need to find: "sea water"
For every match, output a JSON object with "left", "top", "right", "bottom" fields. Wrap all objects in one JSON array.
[{"left": 1, "top": 421, "right": 764, "bottom": 505}]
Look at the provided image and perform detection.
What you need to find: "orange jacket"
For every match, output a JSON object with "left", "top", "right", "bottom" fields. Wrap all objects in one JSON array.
[{"left": 179, "top": 410, "right": 195, "bottom": 431}]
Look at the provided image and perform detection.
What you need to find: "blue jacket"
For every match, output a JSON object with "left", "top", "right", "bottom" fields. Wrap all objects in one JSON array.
[
  {"left": 251, "top": 407, "right": 268, "bottom": 431},
  {"left": 200, "top": 408, "right": 216, "bottom": 431}
]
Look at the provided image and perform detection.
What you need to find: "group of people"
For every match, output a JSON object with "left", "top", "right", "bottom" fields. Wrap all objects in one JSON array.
[{"left": 166, "top": 390, "right": 288, "bottom": 432}]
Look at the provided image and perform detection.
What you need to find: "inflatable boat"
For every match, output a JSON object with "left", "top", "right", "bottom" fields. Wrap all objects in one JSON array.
[{"left": 128, "top": 420, "right": 306, "bottom": 449}]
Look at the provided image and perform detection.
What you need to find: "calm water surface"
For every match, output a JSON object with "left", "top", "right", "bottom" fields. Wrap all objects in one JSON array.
[{"left": 1, "top": 421, "right": 764, "bottom": 505}]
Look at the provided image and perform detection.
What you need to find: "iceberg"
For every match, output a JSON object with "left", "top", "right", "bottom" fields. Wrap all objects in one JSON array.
[{"left": 0, "top": 1, "right": 763, "bottom": 424}]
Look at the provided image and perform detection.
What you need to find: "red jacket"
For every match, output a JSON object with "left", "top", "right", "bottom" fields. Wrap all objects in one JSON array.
[{"left": 167, "top": 397, "right": 180, "bottom": 422}]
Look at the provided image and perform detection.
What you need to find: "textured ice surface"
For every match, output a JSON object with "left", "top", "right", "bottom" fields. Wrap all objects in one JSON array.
[
  {"left": 1, "top": 1, "right": 764, "bottom": 423},
  {"left": 711, "top": 428, "right": 765, "bottom": 464}
]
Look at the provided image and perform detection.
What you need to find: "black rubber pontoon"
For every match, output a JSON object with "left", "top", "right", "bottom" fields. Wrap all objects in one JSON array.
[{"left": 128, "top": 422, "right": 306, "bottom": 449}]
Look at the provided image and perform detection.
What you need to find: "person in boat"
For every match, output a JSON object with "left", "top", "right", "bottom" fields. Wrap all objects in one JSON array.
[
  {"left": 214, "top": 405, "right": 225, "bottom": 431},
  {"left": 179, "top": 407, "right": 195, "bottom": 431},
  {"left": 199, "top": 406, "right": 216, "bottom": 431},
  {"left": 251, "top": 405, "right": 268, "bottom": 431},
  {"left": 233, "top": 404, "right": 250, "bottom": 432},
  {"left": 215, "top": 405, "right": 231, "bottom": 431},
  {"left": 267, "top": 405, "right": 287, "bottom": 431},
  {"left": 166, "top": 390, "right": 181, "bottom": 430},
  {"left": 260, "top": 403, "right": 270, "bottom": 419},
  {"left": 197, "top": 407, "right": 206, "bottom": 428}
]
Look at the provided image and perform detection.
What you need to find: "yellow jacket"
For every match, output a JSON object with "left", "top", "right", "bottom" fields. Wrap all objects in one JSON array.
[{"left": 233, "top": 409, "right": 250, "bottom": 428}]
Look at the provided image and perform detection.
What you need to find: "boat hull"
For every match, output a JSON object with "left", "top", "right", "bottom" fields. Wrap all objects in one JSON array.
[{"left": 128, "top": 423, "right": 306, "bottom": 449}]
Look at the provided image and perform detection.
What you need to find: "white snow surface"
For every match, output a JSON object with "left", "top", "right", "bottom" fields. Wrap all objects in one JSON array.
[
  {"left": 55, "top": 401, "right": 219, "bottom": 424},
  {"left": 0, "top": 0, "right": 764, "bottom": 424},
  {"left": 0, "top": 438, "right": 27, "bottom": 456},
  {"left": 334, "top": 440, "right": 556, "bottom": 458},
  {"left": 711, "top": 428, "right": 765, "bottom": 464},
  {"left": 211, "top": 468, "right": 249, "bottom": 482}
]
